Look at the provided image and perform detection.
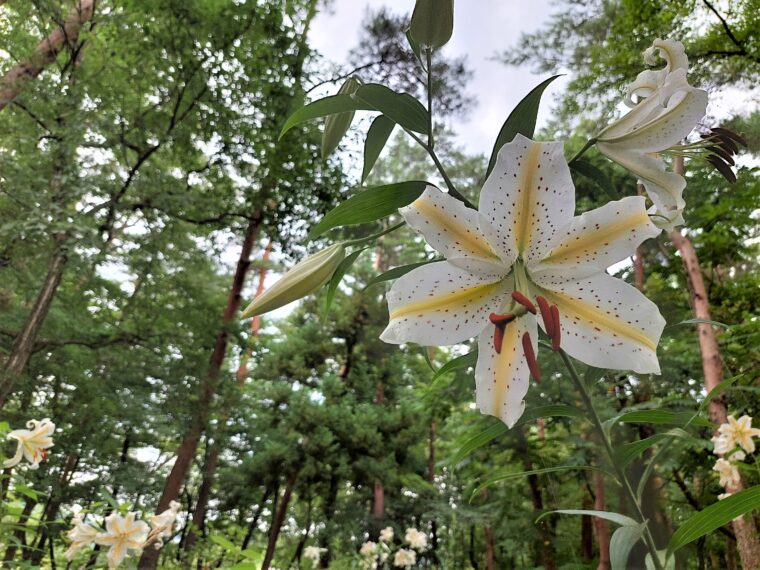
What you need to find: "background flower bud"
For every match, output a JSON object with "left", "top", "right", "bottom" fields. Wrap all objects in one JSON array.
[
  {"left": 241, "top": 243, "right": 346, "bottom": 318},
  {"left": 321, "top": 76, "right": 361, "bottom": 159},
  {"left": 409, "top": 0, "right": 454, "bottom": 49}
]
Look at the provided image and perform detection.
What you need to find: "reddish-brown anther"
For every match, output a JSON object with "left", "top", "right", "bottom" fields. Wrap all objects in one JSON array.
[
  {"left": 489, "top": 312, "right": 516, "bottom": 326},
  {"left": 535, "top": 295, "right": 555, "bottom": 338},
  {"left": 511, "top": 291, "right": 537, "bottom": 314},
  {"left": 522, "top": 332, "right": 540, "bottom": 382},
  {"left": 550, "top": 305, "right": 561, "bottom": 351},
  {"left": 493, "top": 324, "right": 505, "bottom": 354}
]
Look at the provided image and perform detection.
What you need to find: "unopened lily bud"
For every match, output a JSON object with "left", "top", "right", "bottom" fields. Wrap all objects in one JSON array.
[
  {"left": 321, "top": 76, "right": 361, "bottom": 159},
  {"left": 409, "top": 0, "right": 454, "bottom": 49},
  {"left": 241, "top": 243, "right": 346, "bottom": 318}
]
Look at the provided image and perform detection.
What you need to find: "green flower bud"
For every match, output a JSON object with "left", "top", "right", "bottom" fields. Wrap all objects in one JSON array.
[
  {"left": 321, "top": 76, "right": 362, "bottom": 159},
  {"left": 409, "top": 0, "right": 454, "bottom": 49},
  {"left": 240, "top": 243, "right": 346, "bottom": 318}
]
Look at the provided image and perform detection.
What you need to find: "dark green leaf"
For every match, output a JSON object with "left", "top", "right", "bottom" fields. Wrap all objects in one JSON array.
[
  {"left": 355, "top": 84, "right": 429, "bottom": 134},
  {"left": 280, "top": 94, "right": 372, "bottom": 139},
  {"left": 450, "top": 417, "right": 506, "bottom": 466},
  {"left": 431, "top": 350, "right": 477, "bottom": 382},
  {"left": 364, "top": 259, "right": 438, "bottom": 289},
  {"left": 613, "top": 410, "right": 713, "bottom": 429},
  {"left": 669, "top": 487, "right": 760, "bottom": 554},
  {"left": 405, "top": 29, "right": 425, "bottom": 68},
  {"left": 538, "top": 509, "right": 639, "bottom": 527},
  {"left": 486, "top": 75, "right": 561, "bottom": 176},
  {"left": 475, "top": 466, "right": 605, "bottom": 497},
  {"left": 668, "top": 318, "right": 731, "bottom": 329},
  {"left": 308, "top": 181, "right": 430, "bottom": 239},
  {"left": 515, "top": 404, "right": 584, "bottom": 427},
  {"left": 570, "top": 158, "right": 619, "bottom": 200},
  {"left": 616, "top": 429, "right": 700, "bottom": 467},
  {"left": 324, "top": 248, "right": 366, "bottom": 314},
  {"left": 321, "top": 76, "right": 362, "bottom": 159},
  {"left": 362, "top": 115, "right": 396, "bottom": 182},
  {"left": 409, "top": 0, "right": 454, "bottom": 49}
]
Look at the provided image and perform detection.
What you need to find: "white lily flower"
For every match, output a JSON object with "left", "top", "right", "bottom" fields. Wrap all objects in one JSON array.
[
  {"left": 393, "top": 548, "right": 417, "bottom": 568},
  {"left": 146, "top": 500, "right": 180, "bottom": 547},
  {"left": 717, "top": 415, "right": 760, "bottom": 454},
  {"left": 304, "top": 545, "right": 326, "bottom": 564},
  {"left": 404, "top": 527, "right": 427, "bottom": 550},
  {"left": 3, "top": 418, "right": 55, "bottom": 469},
  {"left": 94, "top": 512, "right": 149, "bottom": 568},
  {"left": 596, "top": 39, "right": 708, "bottom": 230},
  {"left": 713, "top": 458, "right": 741, "bottom": 488},
  {"left": 65, "top": 513, "right": 99, "bottom": 561},
  {"left": 381, "top": 135, "right": 665, "bottom": 427},
  {"left": 379, "top": 526, "right": 394, "bottom": 543}
]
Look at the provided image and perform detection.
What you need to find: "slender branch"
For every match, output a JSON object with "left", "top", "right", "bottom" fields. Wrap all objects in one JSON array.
[{"left": 559, "top": 350, "right": 665, "bottom": 570}]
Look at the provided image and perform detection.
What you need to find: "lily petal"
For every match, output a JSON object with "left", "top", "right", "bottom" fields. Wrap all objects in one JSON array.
[
  {"left": 475, "top": 316, "right": 536, "bottom": 427},
  {"left": 381, "top": 262, "right": 509, "bottom": 347},
  {"left": 480, "top": 134, "right": 575, "bottom": 262},
  {"left": 400, "top": 186, "right": 500, "bottom": 265},
  {"left": 107, "top": 541, "right": 128, "bottom": 569},
  {"left": 534, "top": 272, "right": 665, "bottom": 373},
  {"left": 531, "top": 196, "right": 660, "bottom": 279}
]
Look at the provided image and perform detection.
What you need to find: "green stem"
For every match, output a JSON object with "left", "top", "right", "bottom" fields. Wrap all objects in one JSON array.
[
  {"left": 426, "top": 47, "right": 434, "bottom": 150},
  {"left": 342, "top": 221, "right": 405, "bottom": 247},
  {"left": 568, "top": 138, "right": 597, "bottom": 165},
  {"left": 559, "top": 350, "right": 665, "bottom": 570}
]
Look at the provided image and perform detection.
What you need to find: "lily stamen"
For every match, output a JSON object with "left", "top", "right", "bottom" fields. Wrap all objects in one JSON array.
[
  {"left": 550, "top": 305, "right": 561, "bottom": 351},
  {"left": 489, "top": 312, "right": 516, "bottom": 325},
  {"left": 535, "top": 295, "right": 554, "bottom": 335},
  {"left": 522, "top": 332, "right": 540, "bottom": 382},
  {"left": 511, "top": 291, "right": 536, "bottom": 314},
  {"left": 489, "top": 313, "right": 516, "bottom": 353}
]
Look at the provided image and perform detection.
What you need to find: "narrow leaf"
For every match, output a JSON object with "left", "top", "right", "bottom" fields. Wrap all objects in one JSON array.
[
  {"left": 450, "top": 417, "right": 505, "bottom": 466},
  {"left": 362, "top": 115, "right": 396, "bottom": 182},
  {"left": 668, "top": 487, "right": 760, "bottom": 554},
  {"left": 409, "top": 0, "right": 454, "bottom": 49},
  {"left": 486, "top": 75, "right": 561, "bottom": 176},
  {"left": 611, "top": 523, "right": 646, "bottom": 570},
  {"left": 280, "top": 94, "right": 372, "bottom": 139},
  {"left": 667, "top": 318, "right": 730, "bottom": 329},
  {"left": 515, "top": 404, "right": 584, "bottom": 426},
  {"left": 405, "top": 29, "right": 425, "bottom": 68},
  {"left": 538, "top": 509, "right": 639, "bottom": 527},
  {"left": 616, "top": 429, "right": 700, "bottom": 467},
  {"left": 308, "top": 181, "right": 429, "bottom": 239},
  {"left": 613, "top": 410, "right": 713, "bottom": 429},
  {"left": 324, "top": 249, "right": 366, "bottom": 314},
  {"left": 364, "top": 259, "right": 437, "bottom": 289},
  {"left": 475, "top": 466, "right": 604, "bottom": 497},
  {"left": 322, "top": 76, "right": 362, "bottom": 159},
  {"left": 355, "top": 84, "right": 429, "bottom": 134},
  {"left": 432, "top": 351, "right": 478, "bottom": 382}
]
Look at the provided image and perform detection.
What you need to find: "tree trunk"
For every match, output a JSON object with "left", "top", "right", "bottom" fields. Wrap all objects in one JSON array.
[
  {"left": 261, "top": 473, "right": 298, "bottom": 570},
  {"left": 581, "top": 483, "right": 594, "bottom": 562},
  {"left": 241, "top": 486, "right": 272, "bottom": 552},
  {"left": 139, "top": 214, "right": 261, "bottom": 568},
  {"left": 184, "top": 240, "right": 271, "bottom": 554},
  {"left": 0, "top": 0, "right": 95, "bottom": 112},
  {"left": 428, "top": 416, "right": 439, "bottom": 558},
  {"left": 483, "top": 525, "right": 495, "bottom": 570},
  {"left": 3, "top": 497, "right": 36, "bottom": 562},
  {"left": 670, "top": 156, "right": 760, "bottom": 568},
  {"left": 594, "top": 470, "right": 611, "bottom": 570}
]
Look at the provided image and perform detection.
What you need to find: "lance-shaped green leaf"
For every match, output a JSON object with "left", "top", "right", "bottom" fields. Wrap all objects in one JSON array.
[
  {"left": 609, "top": 409, "right": 713, "bottom": 430},
  {"left": 308, "top": 181, "right": 430, "bottom": 239},
  {"left": 538, "top": 509, "right": 639, "bottom": 527},
  {"left": 409, "top": 0, "right": 454, "bottom": 49},
  {"left": 241, "top": 244, "right": 346, "bottom": 318},
  {"left": 486, "top": 75, "right": 561, "bottom": 176},
  {"left": 324, "top": 248, "right": 367, "bottom": 314},
  {"left": 477, "top": 467, "right": 606, "bottom": 497},
  {"left": 322, "top": 76, "right": 362, "bottom": 159},
  {"left": 280, "top": 94, "right": 373, "bottom": 139},
  {"left": 570, "top": 158, "right": 620, "bottom": 200},
  {"left": 405, "top": 28, "right": 425, "bottom": 68},
  {"left": 611, "top": 523, "right": 646, "bottom": 570},
  {"left": 362, "top": 115, "right": 396, "bottom": 182},
  {"left": 431, "top": 350, "right": 478, "bottom": 382},
  {"left": 364, "top": 259, "right": 437, "bottom": 289},
  {"left": 515, "top": 404, "right": 584, "bottom": 427},
  {"left": 355, "top": 84, "right": 429, "bottom": 134},
  {"left": 668, "top": 487, "right": 760, "bottom": 554},
  {"left": 450, "top": 416, "right": 506, "bottom": 466},
  {"left": 615, "top": 428, "right": 701, "bottom": 467}
]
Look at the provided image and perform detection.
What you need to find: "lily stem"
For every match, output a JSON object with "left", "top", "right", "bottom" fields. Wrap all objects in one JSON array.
[
  {"left": 568, "top": 138, "right": 597, "bottom": 165},
  {"left": 559, "top": 350, "right": 665, "bottom": 570},
  {"left": 343, "top": 221, "right": 405, "bottom": 247}
]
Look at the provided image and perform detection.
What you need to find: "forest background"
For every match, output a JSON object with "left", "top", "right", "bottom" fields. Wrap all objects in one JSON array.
[{"left": 0, "top": 0, "right": 758, "bottom": 568}]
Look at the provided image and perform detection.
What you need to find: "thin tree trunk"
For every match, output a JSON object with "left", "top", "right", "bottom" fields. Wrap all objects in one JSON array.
[
  {"left": 3, "top": 497, "right": 36, "bottom": 562},
  {"left": 241, "top": 487, "right": 272, "bottom": 552},
  {"left": 581, "top": 483, "right": 594, "bottom": 562},
  {"left": 468, "top": 526, "right": 479, "bottom": 570},
  {"left": 483, "top": 525, "right": 495, "bottom": 570},
  {"left": 594, "top": 470, "right": 611, "bottom": 570},
  {"left": 372, "top": 381, "right": 385, "bottom": 518},
  {"left": 184, "top": 239, "right": 271, "bottom": 554},
  {"left": 261, "top": 473, "right": 298, "bottom": 570},
  {"left": 139, "top": 214, "right": 261, "bottom": 568},
  {"left": 670, "top": 156, "right": 760, "bottom": 568},
  {"left": 428, "top": 416, "right": 439, "bottom": 558},
  {"left": 0, "top": 0, "right": 95, "bottom": 112}
]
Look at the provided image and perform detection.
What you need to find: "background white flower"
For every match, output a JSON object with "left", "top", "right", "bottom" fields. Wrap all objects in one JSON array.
[
  {"left": 393, "top": 547, "right": 417, "bottom": 568},
  {"left": 713, "top": 458, "right": 741, "bottom": 488},
  {"left": 380, "top": 526, "right": 394, "bottom": 543},
  {"left": 404, "top": 527, "right": 427, "bottom": 550},
  {"left": 94, "top": 512, "right": 149, "bottom": 568},
  {"left": 3, "top": 418, "right": 55, "bottom": 469},
  {"left": 716, "top": 415, "right": 760, "bottom": 454},
  {"left": 303, "top": 545, "right": 326, "bottom": 564},
  {"left": 64, "top": 513, "right": 99, "bottom": 561}
]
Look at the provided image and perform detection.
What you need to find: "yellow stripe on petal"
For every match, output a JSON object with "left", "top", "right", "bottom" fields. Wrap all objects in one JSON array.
[
  {"left": 541, "top": 288, "right": 657, "bottom": 351},
  {"left": 411, "top": 197, "right": 497, "bottom": 259},
  {"left": 492, "top": 321, "right": 520, "bottom": 417},
  {"left": 515, "top": 142, "right": 542, "bottom": 254},
  {"left": 389, "top": 281, "right": 503, "bottom": 321},
  {"left": 541, "top": 211, "right": 650, "bottom": 265}
]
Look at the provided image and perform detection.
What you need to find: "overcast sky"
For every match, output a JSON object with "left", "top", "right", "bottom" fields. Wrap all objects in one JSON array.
[{"left": 309, "top": 0, "right": 564, "bottom": 156}]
